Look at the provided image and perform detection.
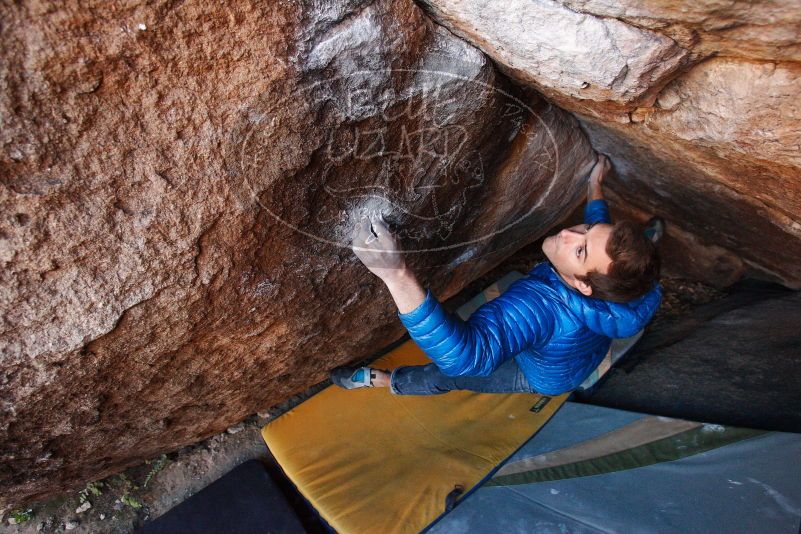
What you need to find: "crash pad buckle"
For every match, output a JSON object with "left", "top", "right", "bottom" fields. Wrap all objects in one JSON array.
[{"left": 444, "top": 484, "right": 465, "bottom": 512}]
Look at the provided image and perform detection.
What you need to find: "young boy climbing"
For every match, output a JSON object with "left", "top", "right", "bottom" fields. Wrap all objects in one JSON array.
[{"left": 331, "top": 154, "right": 663, "bottom": 396}]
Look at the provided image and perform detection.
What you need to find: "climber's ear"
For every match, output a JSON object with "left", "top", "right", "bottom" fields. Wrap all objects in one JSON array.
[{"left": 573, "top": 276, "right": 593, "bottom": 297}]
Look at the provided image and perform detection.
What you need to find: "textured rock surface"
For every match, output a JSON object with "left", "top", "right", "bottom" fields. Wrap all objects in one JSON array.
[
  {"left": 0, "top": 0, "right": 594, "bottom": 506},
  {"left": 419, "top": 0, "right": 801, "bottom": 287},
  {"left": 417, "top": 0, "right": 690, "bottom": 117},
  {"left": 562, "top": 0, "right": 801, "bottom": 62},
  {"left": 583, "top": 58, "right": 801, "bottom": 285}
]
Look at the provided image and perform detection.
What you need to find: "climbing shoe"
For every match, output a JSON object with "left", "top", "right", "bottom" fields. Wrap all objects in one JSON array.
[
  {"left": 644, "top": 216, "right": 665, "bottom": 245},
  {"left": 330, "top": 366, "right": 384, "bottom": 389}
]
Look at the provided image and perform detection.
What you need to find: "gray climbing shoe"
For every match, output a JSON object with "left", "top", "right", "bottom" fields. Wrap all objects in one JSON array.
[
  {"left": 330, "top": 366, "right": 383, "bottom": 389},
  {"left": 644, "top": 217, "right": 665, "bottom": 245}
]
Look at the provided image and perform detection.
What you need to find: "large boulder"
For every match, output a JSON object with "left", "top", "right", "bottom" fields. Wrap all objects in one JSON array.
[
  {"left": 586, "top": 281, "right": 801, "bottom": 433},
  {"left": 0, "top": 0, "right": 594, "bottom": 506},
  {"left": 418, "top": 0, "right": 801, "bottom": 287}
]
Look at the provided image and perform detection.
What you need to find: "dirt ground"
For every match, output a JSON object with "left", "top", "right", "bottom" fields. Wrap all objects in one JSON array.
[
  {"left": 0, "top": 379, "right": 333, "bottom": 534},
  {"left": 1, "top": 244, "right": 727, "bottom": 533}
]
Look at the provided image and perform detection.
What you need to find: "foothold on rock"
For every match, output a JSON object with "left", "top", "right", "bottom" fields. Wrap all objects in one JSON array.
[
  {"left": 656, "top": 88, "right": 682, "bottom": 110},
  {"left": 64, "top": 519, "right": 79, "bottom": 530},
  {"left": 226, "top": 423, "right": 245, "bottom": 434},
  {"left": 75, "top": 501, "right": 91, "bottom": 514}
]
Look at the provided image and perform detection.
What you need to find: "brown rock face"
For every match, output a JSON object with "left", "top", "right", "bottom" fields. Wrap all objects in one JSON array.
[
  {"left": 0, "top": 0, "right": 594, "bottom": 506},
  {"left": 419, "top": 0, "right": 801, "bottom": 287},
  {"left": 582, "top": 57, "right": 801, "bottom": 285}
]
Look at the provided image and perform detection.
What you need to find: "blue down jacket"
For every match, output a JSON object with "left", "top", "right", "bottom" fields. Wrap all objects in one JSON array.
[{"left": 398, "top": 200, "right": 663, "bottom": 395}]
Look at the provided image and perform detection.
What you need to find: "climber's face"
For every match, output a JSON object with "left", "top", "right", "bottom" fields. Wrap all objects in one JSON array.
[{"left": 542, "top": 222, "right": 613, "bottom": 297}]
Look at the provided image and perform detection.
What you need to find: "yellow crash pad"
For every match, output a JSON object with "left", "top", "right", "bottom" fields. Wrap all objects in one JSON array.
[{"left": 261, "top": 340, "right": 568, "bottom": 533}]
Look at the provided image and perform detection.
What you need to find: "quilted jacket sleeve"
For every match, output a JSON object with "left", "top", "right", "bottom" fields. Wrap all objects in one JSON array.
[
  {"left": 397, "top": 281, "right": 557, "bottom": 377},
  {"left": 584, "top": 199, "right": 611, "bottom": 225}
]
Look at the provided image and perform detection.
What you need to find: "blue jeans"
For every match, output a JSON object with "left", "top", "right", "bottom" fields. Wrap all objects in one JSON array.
[{"left": 389, "top": 357, "right": 538, "bottom": 395}]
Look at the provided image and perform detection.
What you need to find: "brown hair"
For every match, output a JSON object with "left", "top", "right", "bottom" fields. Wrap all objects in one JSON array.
[{"left": 576, "top": 220, "right": 661, "bottom": 303}]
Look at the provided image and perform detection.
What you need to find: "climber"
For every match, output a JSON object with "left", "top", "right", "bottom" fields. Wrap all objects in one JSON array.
[{"left": 331, "top": 154, "right": 664, "bottom": 396}]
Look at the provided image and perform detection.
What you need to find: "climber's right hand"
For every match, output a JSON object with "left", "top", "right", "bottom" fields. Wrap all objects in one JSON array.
[{"left": 351, "top": 213, "right": 407, "bottom": 282}]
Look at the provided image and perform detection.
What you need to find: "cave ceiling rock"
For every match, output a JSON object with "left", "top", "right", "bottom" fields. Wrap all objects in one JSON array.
[{"left": 418, "top": 0, "right": 801, "bottom": 287}]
